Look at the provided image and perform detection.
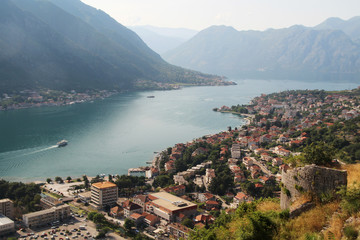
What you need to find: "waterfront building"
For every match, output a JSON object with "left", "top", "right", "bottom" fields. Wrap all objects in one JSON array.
[
  {"left": 0, "top": 199, "right": 13, "bottom": 219},
  {"left": 0, "top": 214, "right": 15, "bottom": 236},
  {"left": 90, "top": 181, "right": 118, "bottom": 209},
  {"left": 22, "top": 205, "right": 70, "bottom": 228}
]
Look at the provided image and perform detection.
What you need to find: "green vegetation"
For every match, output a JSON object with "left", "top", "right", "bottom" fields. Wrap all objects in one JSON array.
[
  {"left": 0, "top": 179, "right": 41, "bottom": 214},
  {"left": 114, "top": 175, "right": 151, "bottom": 196}
]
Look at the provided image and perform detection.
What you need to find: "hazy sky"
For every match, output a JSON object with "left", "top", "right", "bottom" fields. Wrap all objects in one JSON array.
[{"left": 80, "top": 0, "right": 360, "bottom": 31}]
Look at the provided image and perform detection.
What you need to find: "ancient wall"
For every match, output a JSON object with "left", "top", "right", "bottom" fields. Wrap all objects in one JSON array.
[{"left": 280, "top": 164, "right": 347, "bottom": 209}]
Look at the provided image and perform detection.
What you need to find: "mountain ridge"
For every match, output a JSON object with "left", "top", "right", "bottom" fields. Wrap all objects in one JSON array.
[{"left": 163, "top": 18, "right": 360, "bottom": 81}]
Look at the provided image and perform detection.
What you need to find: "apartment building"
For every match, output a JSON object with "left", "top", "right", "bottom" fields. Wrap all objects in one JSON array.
[
  {"left": 90, "top": 181, "right": 118, "bottom": 209},
  {"left": 22, "top": 205, "right": 70, "bottom": 228},
  {"left": 0, "top": 199, "right": 13, "bottom": 219}
]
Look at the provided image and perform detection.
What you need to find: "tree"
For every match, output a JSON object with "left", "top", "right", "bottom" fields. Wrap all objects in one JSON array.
[
  {"left": 93, "top": 213, "right": 106, "bottom": 224},
  {"left": 182, "top": 218, "right": 194, "bottom": 229},
  {"left": 124, "top": 219, "right": 135, "bottom": 231},
  {"left": 83, "top": 175, "right": 90, "bottom": 189},
  {"left": 66, "top": 176, "right": 72, "bottom": 182},
  {"left": 153, "top": 175, "right": 173, "bottom": 188},
  {"left": 55, "top": 176, "right": 63, "bottom": 183},
  {"left": 303, "top": 142, "right": 335, "bottom": 166},
  {"left": 87, "top": 211, "right": 97, "bottom": 221},
  {"left": 46, "top": 178, "right": 52, "bottom": 183}
]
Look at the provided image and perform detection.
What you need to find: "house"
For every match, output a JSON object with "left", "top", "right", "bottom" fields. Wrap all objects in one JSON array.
[
  {"left": 163, "top": 185, "right": 186, "bottom": 196},
  {"left": 110, "top": 206, "right": 123, "bottom": 218},
  {"left": 205, "top": 200, "right": 219, "bottom": 211},
  {"left": 279, "top": 164, "right": 290, "bottom": 173},
  {"left": 204, "top": 169, "right": 216, "bottom": 184},
  {"left": 272, "top": 157, "right": 283, "bottom": 166},
  {"left": 142, "top": 212, "right": 159, "bottom": 227},
  {"left": 129, "top": 213, "right": 144, "bottom": 226},
  {"left": 194, "top": 214, "right": 214, "bottom": 225},
  {"left": 123, "top": 200, "right": 142, "bottom": 218},
  {"left": 259, "top": 176, "right": 272, "bottom": 185},
  {"left": 192, "top": 147, "right": 208, "bottom": 157},
  {"left": 132, "top": 195, "right": 148, "bottom": 211},
  {"left": 197, "top": 193, "right": 215, "bottom": 203},
  {"left": 233, "top": 192, "right": 252, "bottom": 205},
  {"left": 231, "top": 144, "right": 241, "bottom": 159},
  {"left": 165, "top": 160, "right": 176, "bottom": 173},
  {"left": 168, "top": 223, "right": 192, "bottom": 240}
]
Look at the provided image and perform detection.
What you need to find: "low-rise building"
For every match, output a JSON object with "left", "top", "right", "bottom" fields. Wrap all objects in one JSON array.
[
  {"left": 78, "top": 191, "right": 92, "bottom": 204},
  {"left": 22, "top": 205, "right": 70, "bottom": 228},
  {"left": 145, "top": 192, "right": 197, "bottom": 222},
  {"left": 40, "top": 196, "right": 63, "bottom": 209},
  {"left": 123, "top": 201, "right": 143, "bottom": 218},
  {"left": 167, "top": 223, "right": 192, "bottom": 240},
  {"left": 90, "top": 181, "right": 118, "bottom": 209},
  {"left": 0, "top": 214, "right": 14, "bottom": 236},
  {"left": 163, "top": 185, "right": 186, "bottom": 196}
]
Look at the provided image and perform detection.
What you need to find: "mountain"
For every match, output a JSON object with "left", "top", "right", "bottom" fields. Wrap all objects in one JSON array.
[
  {"left": 0, "top": 0, "right": 223, "bottom": 93},
  {"left": 315, "top": 16, "right": 360, "bottom": 43},
  {"left": 164, "top": 24, "right": 360, "bottom": 81},
  {"left": 128, "top": 26, "right": 198, "bottom": 54}
]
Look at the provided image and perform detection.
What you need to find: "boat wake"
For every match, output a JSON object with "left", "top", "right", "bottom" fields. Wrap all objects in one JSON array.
[
  {"left": 0, "top": 145, "right": 59, "bottom": 175},
  {"left": 26, "top": 145, "right": 58, "bottom": 155}
]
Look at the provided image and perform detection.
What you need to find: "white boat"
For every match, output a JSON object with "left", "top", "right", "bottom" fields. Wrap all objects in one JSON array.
[{"left": 57, "top": 140, "right": 68, "bottom": 147}]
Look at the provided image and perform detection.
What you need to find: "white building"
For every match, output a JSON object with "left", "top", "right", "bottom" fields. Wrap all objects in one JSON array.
[
  {"left": 22, "top": 205, "right": 70, "bottom": 228},
  {"left": 0, "top": 214, "right": 14, "bottom": 236}
]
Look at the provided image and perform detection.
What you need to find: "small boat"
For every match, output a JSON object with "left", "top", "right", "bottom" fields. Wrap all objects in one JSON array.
[
  {"left": 57, "top": 140, "right": 68, "bottom": 147},
  {"left": 147, "top": 96, "right": 155, "bottom": 98}
]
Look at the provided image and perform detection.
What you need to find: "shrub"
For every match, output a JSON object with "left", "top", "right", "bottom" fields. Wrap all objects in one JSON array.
[{"left": 343, "top": 225, "right": 358, "bottom": 240}]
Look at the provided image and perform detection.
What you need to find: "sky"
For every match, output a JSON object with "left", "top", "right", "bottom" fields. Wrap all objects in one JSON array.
[{"left": 80, "top": 0, "right": 360, "bottom": 31}]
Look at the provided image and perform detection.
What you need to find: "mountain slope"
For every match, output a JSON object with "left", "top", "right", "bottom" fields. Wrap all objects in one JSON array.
[
  {"left": 0, "top": 0, "right": 224, "bottom": 93},
  {"left": 129, "top": 26, "right": 198, "bottom": 54},
  {"left": 164, "top": 24, "right": 360, "bottom": 81},
  {"left": 0, "top": 0, "right": 125, "bottom": 91}
]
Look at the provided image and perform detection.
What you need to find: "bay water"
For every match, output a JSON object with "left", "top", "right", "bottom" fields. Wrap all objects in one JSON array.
[{"left": 0, "top": 79, "right": 357, "bottom": 181}]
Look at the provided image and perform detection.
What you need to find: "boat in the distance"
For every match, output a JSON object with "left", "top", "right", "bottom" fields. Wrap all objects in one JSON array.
[
  {"left": 147, "top": 96, "right": 155, "bottom": 98},
  {"left": 57, "top": 140, "right": 68, "bottom": 147}
]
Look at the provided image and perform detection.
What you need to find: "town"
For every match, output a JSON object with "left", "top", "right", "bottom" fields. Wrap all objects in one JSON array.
[
  {"left": 0, "top": 90, "right": 118, "bottom": 111},
  {"left": 1, "top": 87, "right": 360, "bottom": 239}
]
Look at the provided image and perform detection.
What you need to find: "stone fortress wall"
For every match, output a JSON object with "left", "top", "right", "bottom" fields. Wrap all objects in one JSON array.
[{"left": 280, "top": 164, "right": 347, "bottom": 209}]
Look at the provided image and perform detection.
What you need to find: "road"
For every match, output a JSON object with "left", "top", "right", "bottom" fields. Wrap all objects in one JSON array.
[
  {"left": 215, "top": 195, "right": 231, "bottom": 209},
  {"left": 251, "top": 158, "right": 274, "bottom": 176}
]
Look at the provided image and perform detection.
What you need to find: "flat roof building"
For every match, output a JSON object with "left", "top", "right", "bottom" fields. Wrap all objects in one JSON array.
[
  {"left": 0, "top": 199, "right": 13, "bottom": 219},
  {"left": 91, "top": 181, "right": 118, "bottom": 209},
  {"left": 22, "top": 205, "right": 70, "bottom": 228},
  {"left": 145, "top": 192, "right": 197, "bottom": 222},
  {"left": 0, "top": 214, "right": 15, "bottom": 236}
]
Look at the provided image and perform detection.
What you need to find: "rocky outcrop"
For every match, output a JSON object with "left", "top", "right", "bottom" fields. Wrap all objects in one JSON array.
[{"left": 281, "top": 164, "right": 347, "bottom": 209}]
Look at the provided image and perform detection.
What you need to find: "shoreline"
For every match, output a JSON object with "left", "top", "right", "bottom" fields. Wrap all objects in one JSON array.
[{"left": 0, "top": 81, "right": 235, "bottom": 112}]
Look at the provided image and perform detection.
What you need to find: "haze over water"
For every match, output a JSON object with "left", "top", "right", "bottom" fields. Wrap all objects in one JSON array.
[{"left": 0, "top": 79, "right": 358, "bottom": 182}]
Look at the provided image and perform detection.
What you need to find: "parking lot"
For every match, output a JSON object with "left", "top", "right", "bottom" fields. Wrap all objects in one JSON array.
[
  {"left": 43, "top": 182, "right": 85, "bottom": 197},
  {"left": 17, "top": 215, "right": 98, "bottom": 240}
]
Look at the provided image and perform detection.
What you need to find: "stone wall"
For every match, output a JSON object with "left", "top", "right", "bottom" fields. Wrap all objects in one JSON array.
[{"left": 280, "top": 164, "right": 347, "bottom": 209}]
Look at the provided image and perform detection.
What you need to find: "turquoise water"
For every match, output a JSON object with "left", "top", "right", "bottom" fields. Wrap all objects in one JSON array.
[{"left": 0, "top": 79, "right": 358, "bottom": 181}]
